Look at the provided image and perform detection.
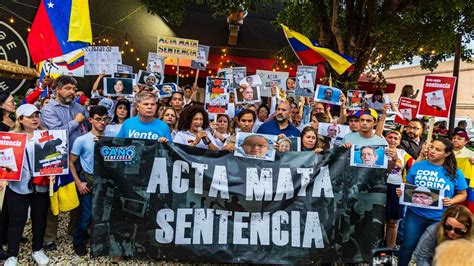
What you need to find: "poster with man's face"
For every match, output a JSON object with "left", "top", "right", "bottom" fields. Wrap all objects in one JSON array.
[
  {"left": 350, "top": 145, "right": 388, "bottom": 169},
  {"left": 314, "top": 84, "right": 342, "bottom": 105},
  {"left": 234, "top": 132, "right": 277, "bottom": 161},
  {"left": 235, "top": 75, "right": 262, "bottom": 104},
  {"left": 136, "top": 70, "right": 164, "bottom": 86},
  {"left": 399, "top": 183, "right": 444, "bottom": 210}
]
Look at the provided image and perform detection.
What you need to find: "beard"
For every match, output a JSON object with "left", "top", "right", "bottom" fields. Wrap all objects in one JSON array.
[{"left": 275, "top": 115, "right": 286, "bottom": 122}]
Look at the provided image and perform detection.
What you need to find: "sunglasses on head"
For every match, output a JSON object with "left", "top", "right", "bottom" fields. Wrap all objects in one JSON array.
[{"left": 443, "top": 223, "right": 468, "bottom": 235}]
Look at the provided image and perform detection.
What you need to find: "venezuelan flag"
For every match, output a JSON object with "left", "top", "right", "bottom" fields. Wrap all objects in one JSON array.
[
  {"left": 28, "top": 0, "right": 92, "bottom": 64},
  {"left": 50, "top": 173, "right": 79, "bottom": 215},
  {"left": 281, "top": 24, "right": 354, "bottom": 75},
  {"left": 53, "top": 50, "right": 85, "bottom": 70}
]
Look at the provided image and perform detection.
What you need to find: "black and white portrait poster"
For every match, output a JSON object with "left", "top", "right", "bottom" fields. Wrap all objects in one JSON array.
[{"left": 33, "top": 130, "right": 68, "bottom": 177}]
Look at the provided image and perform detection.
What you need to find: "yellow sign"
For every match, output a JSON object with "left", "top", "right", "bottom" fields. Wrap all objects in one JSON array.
[{"left": 157, "top": 36, "right": 199, "bottom": 60}]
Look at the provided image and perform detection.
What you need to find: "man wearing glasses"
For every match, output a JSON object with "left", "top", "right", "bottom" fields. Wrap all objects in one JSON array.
[
  {"left": 68, "top": 106, "right": 109, "bottom": 256},
  {"left": 400, "top": 118, "right": 426, "bottom": 159}
]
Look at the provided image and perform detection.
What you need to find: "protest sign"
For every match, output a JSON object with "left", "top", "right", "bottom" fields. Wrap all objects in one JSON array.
[
  {"left": 318, "top": 123, "right": 351, "bottom": 148},
  {"left": 147, "top": 52, "right": 165, "bottom": 76},
  {"left": 217, "top": 68, "right": 233, "bottom": 83},
  {"left": 295, "top": 66, "right": 317, "bottom": 97},
  {"left": 399, "top": 183, "right": 444, "bottom": 210},
  {"left": 236, "top": 75, "right": 262, "bottom": 104},
  {"left": 205, "top": 77, "right": 230, "bottom": 114},
  {"left": 315, "top": 85, "right": 342, "bottom": 105},
  {"left": 92, "top": 139, "right": 387, "bottom": 264},
  {"left": 136, "top": 70, "right": 164, "bottom": 87},
  {"left": 84, "top": 46, "right": 122, "bottom": 75},
  {"left": 347, "top": 90, "right": 366, "bottom": 110},
  {"left": 256, "top": 70, "right": 289, "bottom": 97},
  {"left": 33, "top": 130, "right": 68, "bottom": 177},
  {"left": 0, "top": 132, "right": 27, "bottom": 181},
  {"left": 157, "top": 36, "right": 199, "bottom": 60},
  {"left": 157, "top": 83, "right": 178, "bottom": 98},
  {"left": 418, "top": 75, "right": 457, "bottom": 118},
  {"left": 191, "top": 45, "right": 210, "bottom": 70},
  {"left": 39, "top": 49, "right": 85, "bottom": 77},
  {"left": 278, "top": 137, "right": 301, "bottom": 152},
  {"left": 232, "top": 67, "right": 247, "bottom": 89},
  {"left": 235, "top": 132, "right": 277, "bottom": 161},
  {"left": 103, "top": 77, "right": 135, "bottom": 97},
  {"left": 394, "top": 97, "right": 420, "bottom": 126},
  {"left": 350, "top": 145, "right": 388, "bottom": 169},
  {"left": 116, "top": 64, "right": 133, "bottom": 73}
]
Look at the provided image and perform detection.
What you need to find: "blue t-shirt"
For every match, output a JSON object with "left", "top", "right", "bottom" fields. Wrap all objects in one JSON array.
[
  {"left": 71, "top": 132, "right": 95, "bottom": 175},
  {"left": 117, "top": 116, "right": 172, "bottom": 141},
  {"left": 406, "top": 160, "right": 467, "bottom": 220},
  {"left": 257, "top": 119, "right": 300, "bottom": 137}
]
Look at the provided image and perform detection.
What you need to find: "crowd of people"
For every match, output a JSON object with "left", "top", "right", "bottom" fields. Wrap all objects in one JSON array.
[{"left": 0, "top": 74, "right": 473, "bottom": 265}]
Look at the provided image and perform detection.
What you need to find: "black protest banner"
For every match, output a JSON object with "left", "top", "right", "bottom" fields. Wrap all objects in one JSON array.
[{"left": 92, "top": 137, "right": 387, "bottom": 264}]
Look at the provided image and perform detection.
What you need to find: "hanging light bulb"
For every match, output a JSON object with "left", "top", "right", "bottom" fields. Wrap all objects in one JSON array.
[
  {"left": 130, "top": 48, "right": 134, "bottom": 52},
  {"left": 9, "top": 18, "right": 14, "bottom": 23},
  {"left": 136, "top": 57, "right": 140, "bottom": 61},
  {"left": 208, "top": 70, "right": 212, "bottom": 74},
  {"left": 190, "top": 70, "right": 194, "bottom": 74},
  {"left": 125, "top": 40, "right": 129, "bottom": 45}
]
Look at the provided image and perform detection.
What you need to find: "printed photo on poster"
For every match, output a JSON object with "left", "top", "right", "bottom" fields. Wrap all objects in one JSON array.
[
  {"left": 347, "top": 90, "right": 367, "bottom": 110},
  {"left": 418, "top": 75, "right": 457, "bottom": 118},
  {"left": 205, "top": 77, "right": 230, "bottom": 114},
  {"left": 235, "top": 85, "right": 261, "bottom": 104},
  {"left": 103, "top": 77, "right": 135, "bottom": 96},
  {"left": 234, "top": 132, "right": 277, "bottom": 161},
  {"left": 350, "top": 145, "right": 388, "bottom": 169},
  {"left": 84, "top": 46, "right": 122, "bottom": 75},
  {"left": 318, "top": 123, "right": 351, "bottom": 147},
  {"left": 232, "top": 67, "right": 247, "bottom": 89},
  {"left": 277, "top": 137, "right": 301, "bottom": 152},
  {"left": 256, "top": 70, "right": 289, "bottom": 97},
  {"left": 315, "top": 84, "right": 342, "bottom": 105},
  {"left": 295, "top": 66, "right": 317, "bottom": 97},
  {"left": 147, "top": 52, "right": 165, "bottom": 75},
  {"left": 136, "top": 70, "right": 163, "bottom": 87},
  {"left": 33, "top": 130, "right": 69, "bottom": 177},
  {"left": 157, "top": 83, "right": 178, "bottom": 98},
  {"left": 399, "top": 183, "right": 444, "bottom": 210},
  {"left": 191, "top": 44, "right": 210, "bottom": 70},
  {"left": 394, "top": 97, "right": 420, "bottom": 126},
  {"left": 217, "top": 68, "right": 233, "bottom": 83},
  {"left": 0, "top": 133, "right": 27, "bottom": 181}
]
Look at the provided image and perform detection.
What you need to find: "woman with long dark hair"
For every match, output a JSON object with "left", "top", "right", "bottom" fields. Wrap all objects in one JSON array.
[
  {"left": 173, "top": 105, "right": 219, "bottom": 150},
  {"left": 104, "top": 99, "right": 130, "bottom": 137},
  {"left": 0, "top": 91, "right": 16, "bottom": 132},
  {"left": 397, "top": 138, "right": 468, "bottom": 266},
  {"left": 413, "top": 205, "right": 473, "bottom": 266},
  {"left": 300, "top": 126, "right": 323, "bottom": 153}
]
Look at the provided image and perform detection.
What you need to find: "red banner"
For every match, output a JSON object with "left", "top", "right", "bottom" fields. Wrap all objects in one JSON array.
[
  {"left": 418, "top": 76, "right": 457, "bottom": 118},
  {"left": 0, "top": 132, "right": 28, "bottom": 181},
  {"left": 394, "top": 97, "right": 420, "bottom": 126}
]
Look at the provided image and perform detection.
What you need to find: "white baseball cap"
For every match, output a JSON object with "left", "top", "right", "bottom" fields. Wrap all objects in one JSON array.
[{"left": 16, "top": 104, "right": 40, "bottom": 117}]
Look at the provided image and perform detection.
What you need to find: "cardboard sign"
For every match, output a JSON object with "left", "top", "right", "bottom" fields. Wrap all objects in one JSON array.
[
  {"left": 256, "top": 70, "right": 289, "bottom": 97},
  {"left": 191, "top": 45, "right": 210, "bottom": 70},
  {"left": 0, "top": 133, "right": 27, "bottom": 181},
  {"left": 205, "top": 77, "right": 230, "bottom": 114},
  {"left": 39, "top": 49, "right": 85, "bottom": 77},
  {"left": 147, "top": 52, "right": 165, "bottom": 76},
  {"left": 33, "top": 130, "right": 68, "bottom": 177},
  {"left": 84, "top": 46, "right": 122, "bottom": 75},
  {"left": 156, "top": 36, "right": 199, "bottom": 60},
  {"left": 394, "top": 97, "right": 420, "bottom": 126},
  {"left": 419, "top": 76, "right": 457, "bottom": 118},
  {"left": 295, "top": 66, "right": 317, "bottom": 97}
]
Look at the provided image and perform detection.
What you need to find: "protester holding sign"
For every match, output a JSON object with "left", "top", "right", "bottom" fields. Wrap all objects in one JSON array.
[
  {"left": 397, "top": 138, "right": 467, "bottom": 266},
  {"left": 4, "top": 104, "right": 51, "bottom": 266},
  {"left": 173, "top": 105, "right": 218, "bottom": 150},
  {"left": 342, "top": 108, "right": 387, "bottom": 146},
  {"left": 400, "top": 118, "right": 426, "bottom": 159},
  {"left": 222, "top": 109, "right": 256, "bottom": 151}
]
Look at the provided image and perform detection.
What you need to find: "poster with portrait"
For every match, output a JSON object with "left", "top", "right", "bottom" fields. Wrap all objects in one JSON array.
[
  {"left": 232, "top": 67, "right": 247, "bottom": 89},
  {"left": 347, "top": 90, "right": 367, "bottom": 110},
  {"left": 33, "top": 130, "right": 68, "bottom": 177},
  {"left": 277, "top": 137, "right": 301, "bottom": 152},
  {"left": 256, "top": 70, "right": 289, "bottom": 97},
  {"left": 318, "top": 123, "right": 351, "bottom": 147},
  {"left": 399, "top": 183, "right": 444, "bottom": 210},
  {"left": 191, "top": 44, "right": 210, "bottom": 70},
  {"left": 84, "top": 46, "right": 122, "bottom": 75},
  {"left": 217, "top": 68, "right": 233, "bottom": 83},
  {"left": 157, "top": 83, "right": 178, "bottom": 98},
  {"left": 0, "top": 133, "right": 27, "bottom": 181},
  {"left": 234, "top": 132, "right": 277, "bottom": 161},
  {"left": 418, "top": 75, "right": 457, "bottom": 118},
  {"left": 136, "top": 70, "right": 164, "bottom": 87},
  {"left": 205, "top": 77, "right": 230, "bottom": 114},
  {"left": 315, "top": 85, "right": 343, "bottom": 105},
  {"left": 394, "top": 97, "right": 420, "bottom": 126},
  {"left": 295, "top": 66, "right": 317, "bottom": 97},
  {"left": 103, "top": 77, "right": 135, "bottom": 96},
  {"left": 235, "top": 75, "right": 262, "bottom": 104},
  {"left": 147, "top": 52, "right": 165, "bottom": 76},
  {"left": 350, "top": 145, "right": 388, "bottom": 169}
]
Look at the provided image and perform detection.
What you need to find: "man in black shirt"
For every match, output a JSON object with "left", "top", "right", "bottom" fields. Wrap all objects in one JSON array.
[{"left": 400, "top": 118, "right": 425, "bottom": 159}]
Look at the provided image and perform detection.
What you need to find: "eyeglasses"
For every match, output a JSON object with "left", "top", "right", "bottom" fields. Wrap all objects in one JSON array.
[
  {"left": 443, "top": 223, "right": 468, "bottom": 235},
  {"left": 406, "top": 126, "right": 422, "bottom": 131},
  {"left": 92, "top": 117, "right": 110, "bottom": 123}
]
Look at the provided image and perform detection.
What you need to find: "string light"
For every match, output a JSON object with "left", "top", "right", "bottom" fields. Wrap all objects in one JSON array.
[
  {"left": 172, "top": 66, "right": 175, "bottom": 70},
  {"left": 121, "top": 51, "right": 124, "bottom": 54},
  {"left": 9, "top": 18, "right": 14, "bottom": 23},
  {"left": 431, "top": 50, "right": 436, "bottom": 54},
  {"left": 190, "top": 70, "right": 194, "bottom": 74},
  {"left": 141, "top": 63, "right": 145, "bottom": 66},
  {"left": 419, "top": 47, "right": 424, "bottom": 52},
  {"left": 136, "top": 57, "right": 140, "bottom": 61},
  {"left": 125, "top": 40, "right": 129, "bottom": 45},
  {"left": 223, "top": 53, "right": 227, "bottom": 57},
  {"left": 282, "top": 60, "right": 286, "bottom": 64},
  {"left": 130, "top": 48, "right": 134, "bottom": 52},
  {"left": 27, "top": 28, "right": 31, "bottom": 32},
  {"left": 208, "top": 70, "right": 212, "bottom": 74},
  {"left": 222, "top": 48, "right": 226, "bottom": 53}
]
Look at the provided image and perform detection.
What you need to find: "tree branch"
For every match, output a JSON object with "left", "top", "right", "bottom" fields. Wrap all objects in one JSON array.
[{"left": 331, "top": 0, "right": 346, "bottom": 53}]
